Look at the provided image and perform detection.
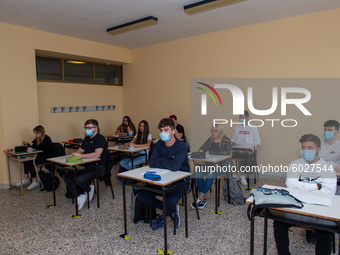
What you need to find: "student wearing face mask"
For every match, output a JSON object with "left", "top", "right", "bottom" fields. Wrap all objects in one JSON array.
[
  {"left": 119, "top": 120, "right": 152, "bottom": 170},
  {"left": 63, "top": 119, "right": 108, "bottom": 210},
  {"left": 319, "top": 120, "right": 340, "bottom": 174},
  {"left": 273, "top": 134, "right": 336, "bottom": 255},
  {"left": 15, "top": 125, "right": 53, "bottom": 190},
  {"left": 136, "top": 118, "right": 190, "bottom": 231},
  {"left": 115, "top": 116, "right": 136, "bottom": 136},
  {"left": 231, "top": 110, "right": 261, "bottom": 185}
]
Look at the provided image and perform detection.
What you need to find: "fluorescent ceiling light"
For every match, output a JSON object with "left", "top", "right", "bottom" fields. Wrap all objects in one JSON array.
[
  {"left": 184, "top": 0, "right": 246, "bottom": 15},
  {"left": 66, "top": 60, "right": 86, "bottom": 64},
  {"left": 107, "top": 16, "right": 158, "bottom": 36}
]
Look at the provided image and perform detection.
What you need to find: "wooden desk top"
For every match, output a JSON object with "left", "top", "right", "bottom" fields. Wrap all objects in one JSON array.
[
  {"left": 246, "top": 184, "right": 340, "bottom": 222},
  {"left": 189, "top": 154, "right": 231, "bottom": 164},
  {"left": 4, "top": 150, "right": 42, "bottom": 156},
  {"left": 108, "top": 146, "right": 150, "bottom": 153},
  {"left": 117, "top": 166, "right": 191, "bottom": 186},
  {"left": 47, "top": 156, "right": 100, "bottom": 166},
  {"left": 232, "top": 144, "right": 259, "bottom": 150}
]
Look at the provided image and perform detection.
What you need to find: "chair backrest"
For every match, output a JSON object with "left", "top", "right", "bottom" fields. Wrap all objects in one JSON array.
[
  {"left": 52, "top": 142, "right": 65, "bottom": 157},
  {"left": 183, "top": 135, "right": 190, "bottom": 152}
]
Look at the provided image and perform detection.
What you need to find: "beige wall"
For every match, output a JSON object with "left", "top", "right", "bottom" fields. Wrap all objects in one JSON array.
[
  {"left": 123, "top": 8, "right": 340, "bottom": 168},
  {"left": 0, "top": 22, "right": 130, "bottom": 185}
]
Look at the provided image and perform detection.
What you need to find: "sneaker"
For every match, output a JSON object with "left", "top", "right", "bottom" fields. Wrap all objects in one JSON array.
[
  {"left": 14, "top": 178, "right": 31, "bottom": 186},
  {"left": 151, "top": 214, "right": 164, "bottom": 230},
  {"left": 27, "top": 181, "right": 40, "bottom": 191},
  {"left": 233, "top": 174, "right": 239, "bottom": 181},
  {"left": 197, "top": 198, "right": 207, "bottom": 209},
  {"left": 77, "top": 194, "right": 87, "bottom": 211},
  {"left": 170, "top": 205, "right": 180, "bottom": 228},
  {"left": 191, "top": 198, "right": 201, "bottom": 209},
  {"left": 89, "top": 185, "right": 95, "bottom": 202},
  {"left": 240, "top": 175, "right": 248, "bottom": 186}
]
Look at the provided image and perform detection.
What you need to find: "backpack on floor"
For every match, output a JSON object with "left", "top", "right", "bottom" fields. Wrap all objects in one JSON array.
[
  {"left": 130, "top": 188, "right": 157, "bottom": 223},
  {"left": 223, "top": 177, "right": 246, "bottom": 205},
  {"left": 38, "top": 170, "right": 60, "bottom": 192}
]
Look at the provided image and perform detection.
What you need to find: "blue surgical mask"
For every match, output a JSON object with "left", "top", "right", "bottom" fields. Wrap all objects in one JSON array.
[
  {"left": 85, "top": 129, "right": 93, "bottom": 137},
  {"left": 160, "top": 132, "right": 171, "bottom": 142},
  {"left": 239, "top": 118, "right": 245, "bottom": 124},
  {"left": 128, "top": 131, "right": 133, "bottom": 136},
  {"left": 323, "top": 131, "right": 334, "bottom": 141},
  {"left": 301, "top": 150, "right": 317, "bottom": 162}
]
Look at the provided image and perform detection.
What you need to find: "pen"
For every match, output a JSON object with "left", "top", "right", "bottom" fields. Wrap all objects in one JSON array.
[
  {"left": 194, "top": 144, "right": 201, "bottom": 151},
  {"left": 146, "top": 171, "right": 156, "bottom": 173}
]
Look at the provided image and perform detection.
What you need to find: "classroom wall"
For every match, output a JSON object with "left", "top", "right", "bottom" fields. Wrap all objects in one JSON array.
[
  {"left": 0, "top": 22, "right": 131, "bottom": 186},
  {"left": 123, "top": 8, "right": 340, "bottom": 168}
]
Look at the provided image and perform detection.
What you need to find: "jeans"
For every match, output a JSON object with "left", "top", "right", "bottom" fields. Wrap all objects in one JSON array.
[
  {"left": 63, "top": 165, "right": 106, "bottom": 197},
  {"left": 273, "top": 221, "right": 333, "bottom": 255},
  {"left": 120, "top": 152, "right": 148, "bottom": 170},
  {"left": 137, "top": 180, "right": 187, "bottom": 216},
  {"left": 23, "top": 154, "right": 47, "bottom": 178},
  {"left": 195, "top": 164, "right": 225, "bottom": 196}
]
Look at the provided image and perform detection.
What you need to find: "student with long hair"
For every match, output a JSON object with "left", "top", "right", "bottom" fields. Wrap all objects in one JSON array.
[
  {"left": 115, "top": 116, "right": 136, "bottom": 136},
  {"left": 15, "top": 125, "right": 53, "bottom": 190},
  {"left": 191, "top": 124, "right": 233, "bottom": 209},
  {"left": 120, "top": 120, "right": 152, "bottom": 170}
]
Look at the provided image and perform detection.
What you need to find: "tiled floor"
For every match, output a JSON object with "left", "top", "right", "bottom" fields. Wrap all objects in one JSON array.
[{"left": 0, "top": 167, "right": 338, "bottom": 255}]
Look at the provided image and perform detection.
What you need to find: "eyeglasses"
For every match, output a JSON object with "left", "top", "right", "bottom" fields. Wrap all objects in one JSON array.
[
  {"left": 84, "top": 126, "right": 96, "bottom": 130},
  {"left": 211, "top": 130, "right": 218, "bottom": 133}
]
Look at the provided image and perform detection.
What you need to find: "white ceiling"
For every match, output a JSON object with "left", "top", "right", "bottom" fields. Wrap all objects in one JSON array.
[{"left": 0, "top": 0, "right": 339, "bottom": 49}]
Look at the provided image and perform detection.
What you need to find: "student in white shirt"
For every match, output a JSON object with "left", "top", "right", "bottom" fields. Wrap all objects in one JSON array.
[
  {"left": 231, "top": 110, "right": 261, "bottom": 185},
  {"left": 119, "top": 120, "right": 152, "bottom": 170},
  {"left": 274, "top": 134, "right": 336, "bottom": 255},
  {"left": 319, "top": 120, "right": 340, "bottom": 173}
]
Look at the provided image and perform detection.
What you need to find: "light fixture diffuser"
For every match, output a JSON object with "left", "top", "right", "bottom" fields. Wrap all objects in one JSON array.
[
  {"left": 107, "top": 16, "right": 158, "bottom": 36},
  {"left": 184, "top": 0, "right": 246, "bottom": 15}
]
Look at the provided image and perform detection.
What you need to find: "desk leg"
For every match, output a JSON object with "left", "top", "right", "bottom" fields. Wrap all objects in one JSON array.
[
  {"left": 18, "top": 158, "right": 24, "bottom": 195},
  {"left": 263, "top": 218, "right": 267, "bottom": 255},
  {"left": 226, "top": 177, "right": 230, "bottom": 204},
  {"left": 123, "top": 180, "right": 128, "bottom": 236},
  {"left": 191, "top": 178, "right": 200, "bottom": 220},
  {"left": 96, "top": 164, "right": 99, "bottom": 208},
  {"left": 250, "top": 217, "right": 255, "bottom": 255},
  {"left": 52, "top": 163, "right": 56, "bottom": 206},
  {"left": 185, "top": 181, "right": 188, "bottom": 238},
  {"left": 6, "top": 154, "right": 12, "bottom": 190},
  {"left": 131, "top": 153, "right": 134, "bottom": 169},
  {"left": 162, "top": 187, "right": 168, "bottom": 254},
  {"left": 145, "top": 150, "right": 148, "bottom": 165},
  {"left": 74, "top": 166, "right": 79, "bottom": 216},
  {"left": 247, "top": 151, "right": 250, "bottom": 190}
]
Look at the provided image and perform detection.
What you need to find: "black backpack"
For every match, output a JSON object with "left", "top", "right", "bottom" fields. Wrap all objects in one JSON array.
[
  {"left": 39, "top": 170, "right": 60, "bottom": 192},
  {"left": 131, "top": 189, "right": 157, "bottom": 223},
  {"left": 223, "top": 177, "right": 246, "bottom": 205}
]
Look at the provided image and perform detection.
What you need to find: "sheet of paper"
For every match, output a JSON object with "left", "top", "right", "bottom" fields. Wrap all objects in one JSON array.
[{"left": 290, "top": 193, "right": 332, "bottom": 207}]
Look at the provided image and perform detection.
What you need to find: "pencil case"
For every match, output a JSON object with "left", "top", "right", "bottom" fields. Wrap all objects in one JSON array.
[
  {"left": 66, "top": 157, "right": 83, "bottom": 163},
  {"left": 143, "top": 172, "right": 161, "bottom": 181}
]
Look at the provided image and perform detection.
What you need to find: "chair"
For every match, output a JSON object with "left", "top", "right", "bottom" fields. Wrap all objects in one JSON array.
[{"left": 88, "top": 152, "right": 115, "bottom": 209}]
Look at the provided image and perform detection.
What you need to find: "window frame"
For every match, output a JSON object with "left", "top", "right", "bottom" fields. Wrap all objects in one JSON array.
[{"left": 36, "top": 55, "right": 123, "bottom": 86}]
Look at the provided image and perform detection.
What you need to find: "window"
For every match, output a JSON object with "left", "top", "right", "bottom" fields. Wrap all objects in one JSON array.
[{"left": 35, "top": 56, "right": 122, "bottom": 85}]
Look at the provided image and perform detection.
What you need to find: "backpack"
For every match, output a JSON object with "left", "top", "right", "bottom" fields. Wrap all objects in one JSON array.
[
  {"left": 223, "top": 177, "right": 246, "bottom": 205},
  {"left": 130, "top": 188, "right": 157, "bottom": 223},
  {"left": 38, "top": 170, "right": 60, "bottom": 192}
]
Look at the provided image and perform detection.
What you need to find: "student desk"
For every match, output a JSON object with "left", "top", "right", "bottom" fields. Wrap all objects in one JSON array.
[
  {"left": 246, "top": 184, "right": 340, "bottom": 255},
  {"left": 4, "top": 150, "right": 42, "bottom": 195},
  {"left": 232, "top": 144, "right": 259, "bottom": 190},
  {"left": 189, "top": 154, "right": 231, "bottom": 214},
  {"left": 117, "top": 166, "right": 191, "bottom": 255},
  {"left": 61, "top": 141, "right": 82, "bottom": 150},
  {"left": 105, "top": 135, "right": 134, "bottom": 145},
  {"left": 108, "top": 146, "right": 149, "bottom": 169},
  {"left": 47, "top": 156, "right": 100, "bottom": 217}
]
